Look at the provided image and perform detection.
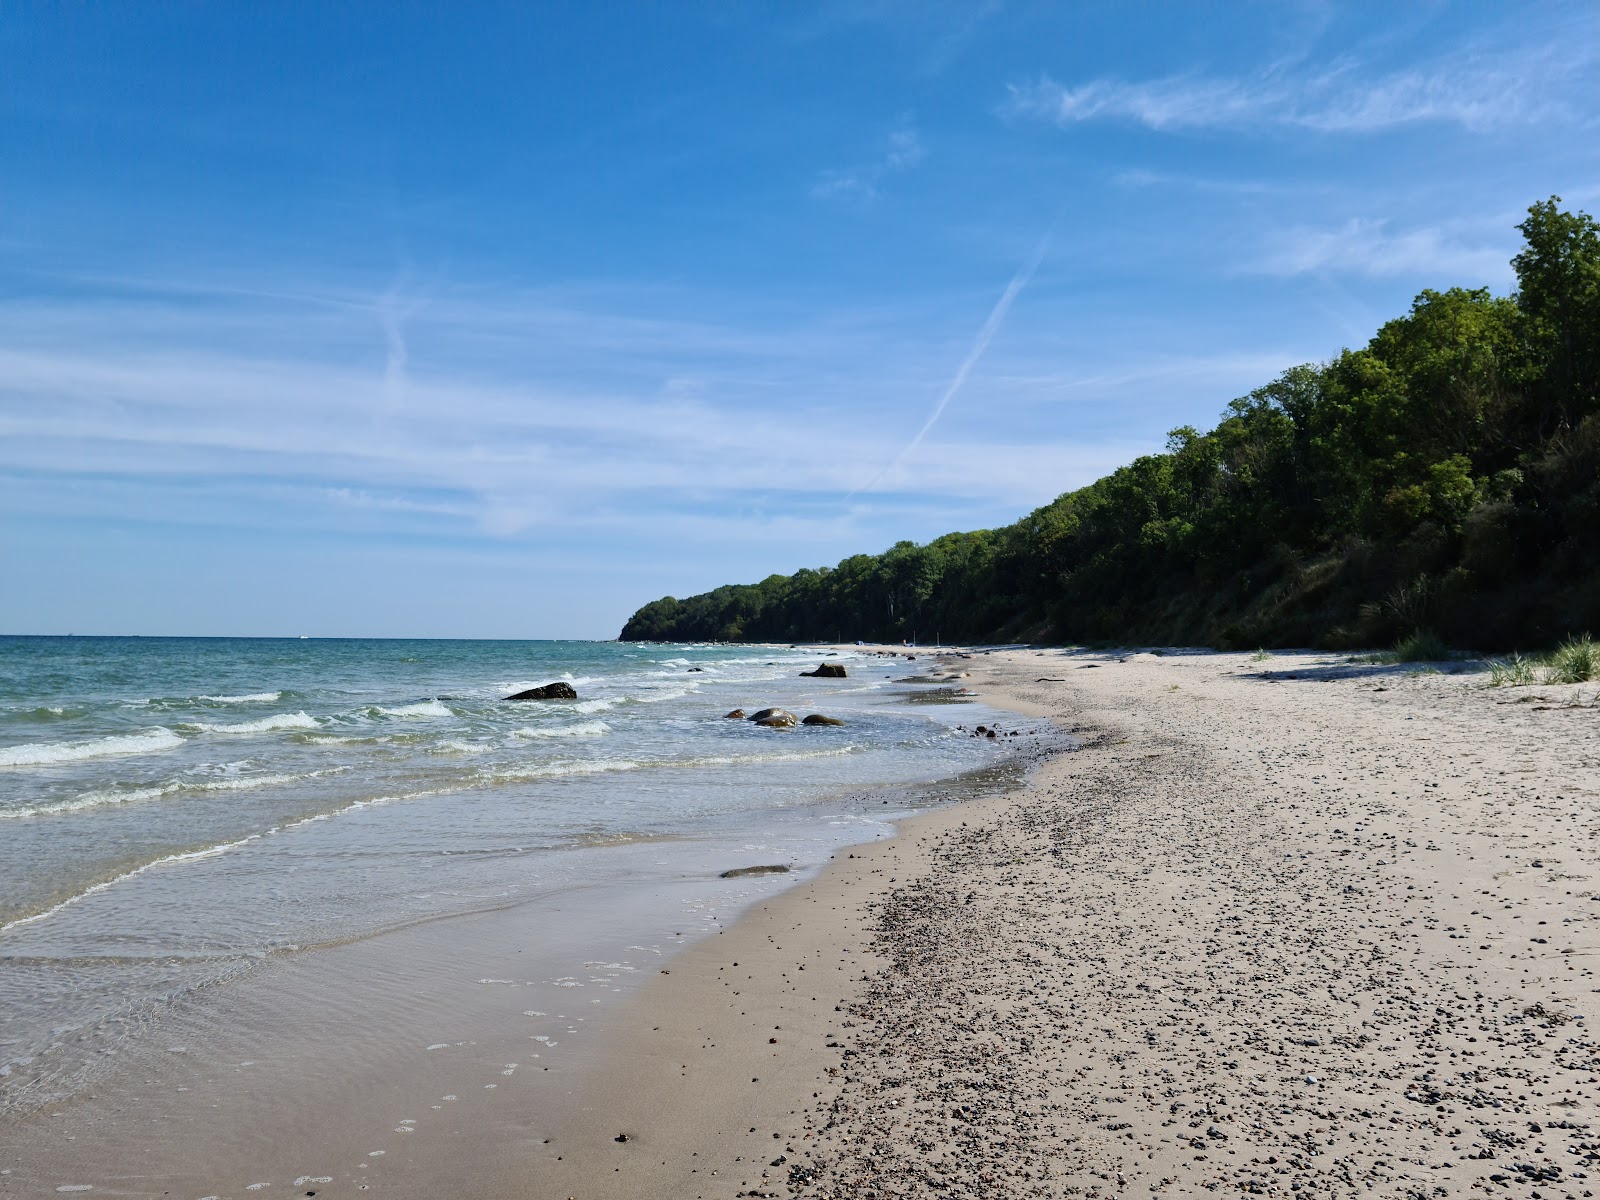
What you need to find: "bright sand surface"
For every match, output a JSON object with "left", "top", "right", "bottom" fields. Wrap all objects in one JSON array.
[{"left": 533, "top": 646, "right": 1600, "bottom": 1199}]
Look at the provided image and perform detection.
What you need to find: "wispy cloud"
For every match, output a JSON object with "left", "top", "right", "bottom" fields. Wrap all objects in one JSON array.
[
  {"left": 812, "top": 124, "right": 925, "bottom": 201},
  {"left": 0, "top": 270, "right": 1123, "bottom": 550},
  {"left": 1251, "top": 217, "right": 1515, "bottom": 282},
  {"left": 851, "top": 230, "right": 1050, "bottom": 495},
  {"left": 1005, "top": 34, "right": 1594, "bottom": 135}
]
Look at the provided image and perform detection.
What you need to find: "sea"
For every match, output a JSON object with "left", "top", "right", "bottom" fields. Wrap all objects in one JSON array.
[{"left": 0, "top": 636, "right": 1027, "bottom": 1132}]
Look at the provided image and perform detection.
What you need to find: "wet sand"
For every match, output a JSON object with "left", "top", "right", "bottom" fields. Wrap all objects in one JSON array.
[{"left": 539, "top": 647, "right": 1600, "bottom": 1198}]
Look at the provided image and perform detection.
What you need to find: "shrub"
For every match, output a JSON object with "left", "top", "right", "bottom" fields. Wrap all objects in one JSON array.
[{"left": 1547, "top": 635, "right": 1597, "bottom": 684}]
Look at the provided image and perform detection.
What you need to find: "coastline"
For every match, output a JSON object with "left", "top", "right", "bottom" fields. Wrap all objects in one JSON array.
[
  {"left": 536, "top": 645, "right": 1600, "bottom": 1198},
  {"left": 2, "top": 646, "right": 1043, "bottom": 1197}
]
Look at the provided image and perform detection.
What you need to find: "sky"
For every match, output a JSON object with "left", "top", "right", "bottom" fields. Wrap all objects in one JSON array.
[{"left": 3, "top": 2, "right": 1597, "bottom": 638}]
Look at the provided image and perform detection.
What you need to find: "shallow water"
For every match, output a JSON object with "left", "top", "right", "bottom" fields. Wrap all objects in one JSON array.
[{"left": 0, "top": 637, "right": 1018, "bottom": 1120}]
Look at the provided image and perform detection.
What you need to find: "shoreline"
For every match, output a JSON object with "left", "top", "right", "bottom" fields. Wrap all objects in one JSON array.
[
  {"left": 535, "top": 645, "right": 1600, "bottom": 1198},
  {"left": 1, "top": 650, "right": 1045, "bottom": 1197}
]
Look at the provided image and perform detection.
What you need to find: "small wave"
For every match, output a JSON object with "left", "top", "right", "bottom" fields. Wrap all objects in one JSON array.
[
  {"left": 572, "top": 698, "right": 621, "bottom": 714},
  {"left": 427, "top": 739, "right": 494, "bottom": 755},
  {"left": 513, "top": 720, "right": 611, "bottom": 740},
  {"left": 0, "top": 766, "right": 351, "bottom": 820},
  {"left": 483, "top": 758, "right": 643, "bottom": 783},
  {"left": 373, "top": 700, "right": 453, "bottom": 719},
  {"left": 0, "top": 727, "right": 184, "bottom": 768},
  {"left": 0, "top": 835, "right": 264, "bottom": 935},
  {"left": 3, "top": 705, "right": 83, "bottom": 723},
  {"left": 197, "top": 692, "right": 283, "bottom": 704},
  {"left": 181, "top": 712, "right": 319, "bottom": 735}
]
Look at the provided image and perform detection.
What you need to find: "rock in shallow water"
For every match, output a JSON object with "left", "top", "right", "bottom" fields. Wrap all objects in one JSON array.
[
  {"left": 802, "top": 714, "right": 845, "bottom": 726},
  {"left": 801, "top": 663, "right": 847, "bottom": 678},
  {"left": 724, "top": 708, "right": 746, "bottom": 719},
  {"left": 747, "top": 708, "right": 795, "bottom": 723},
  {"left": 504, "top": 682, "right": 578, "bottom": 701},
  {"left": 720, "top": 864, "right": 790, "bottom": 878}
]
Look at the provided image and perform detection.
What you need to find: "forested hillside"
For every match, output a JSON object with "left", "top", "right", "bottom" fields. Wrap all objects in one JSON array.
[{"left": 621, "top": 199, "right": 1600, "bottom": 651}]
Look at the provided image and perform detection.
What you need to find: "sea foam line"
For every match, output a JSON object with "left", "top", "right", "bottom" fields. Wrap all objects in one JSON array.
[
  {"left": 198, "top": 692, "right": 284, "bottom": 704},
  {"left": 180, "top": 712, "right": 319, "bottom": 735},
  {"left": 0, "top": 727, "right": 185, "bottom": 768},
  {"left": 0, "top": 835, "right": 264, "bottom": 936},
  {"left": 513, "top": 720, "right": 611, "bottom": 740},
  {"left": 0, "top": 766, "right": 352, "bottom": 820},
  {"left": 372, "top": 700, "right": 453, "bottom": 719}
]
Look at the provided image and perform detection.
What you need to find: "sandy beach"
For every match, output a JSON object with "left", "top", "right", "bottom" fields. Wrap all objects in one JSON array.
[{"left": 538, "top": 646, "right": 1599, "bottom": 1198}]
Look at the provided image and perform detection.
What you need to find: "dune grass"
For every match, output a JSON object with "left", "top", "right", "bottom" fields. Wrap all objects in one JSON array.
[
  {"left": 1485, "top": 635, "right": 1596, "bottom": 687},
  {"left": 1391, "top": 629, "right": 1451, "bottom": 662},
  {"left": 1547, "top": 635, "right": 1597, "bottom": 684}
]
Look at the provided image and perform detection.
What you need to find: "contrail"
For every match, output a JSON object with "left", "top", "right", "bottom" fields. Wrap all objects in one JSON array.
[{"left": 850, "top": 231, "right": 1051, "bottom": 499}]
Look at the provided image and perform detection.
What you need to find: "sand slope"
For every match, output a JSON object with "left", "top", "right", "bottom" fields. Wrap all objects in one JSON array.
[{"left": 536, "top": 648, "right": 1599, "bottom": 1199}]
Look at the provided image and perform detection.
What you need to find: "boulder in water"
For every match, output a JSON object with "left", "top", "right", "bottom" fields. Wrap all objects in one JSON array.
[
  {"left": 724, "top": 708, "right": 747, "bottom": 719},
  {"left": 802, "top": 714, "right": 845, "bottom": 726},
  {"left": 801, "top": 663, "right": 847, "bottom": 678},
  {"left": 747, "top": 708, "right": 792, "bottom": 722},
  {"left": 752, "top": 709, "right": 798, "bottom": 728},
  {"left": 504, "top": 682, "right": 578, "bottom": 701},
  {"left": 720, "top": 864, "right": 790, "bottom": 879}
]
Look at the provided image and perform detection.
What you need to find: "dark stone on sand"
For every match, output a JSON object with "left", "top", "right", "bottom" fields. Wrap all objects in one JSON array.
[
  {"left": 802, "top": 714, "right": 845, "bottom": 726},
  {"left": 720, "top": 864, "right": 790, "bottom": 878},
  {"left": 504, "top": 682, "right": 578, "bottom": 701},
  {"left": 724, "top": 708, "right": 747, "bottom": 719},
  {"left": 801, "top": 663, "right": 847, "bottom": 678}
]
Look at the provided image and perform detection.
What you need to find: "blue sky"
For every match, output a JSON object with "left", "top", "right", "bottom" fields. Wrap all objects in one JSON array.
[{"left": 3, "top": 2, "right": 1596, "bottom": 638}]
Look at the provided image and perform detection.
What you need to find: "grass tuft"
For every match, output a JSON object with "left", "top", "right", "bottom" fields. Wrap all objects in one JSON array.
[
  {"left": 1392, "top": 629, "right": 1450, "bottom": 662},
  {"left": 1546, "top": 635, "right": 1597, "bottom": 684},
  {"left": 1488, "top": 654, "right": 1538, "bottom": 687}
]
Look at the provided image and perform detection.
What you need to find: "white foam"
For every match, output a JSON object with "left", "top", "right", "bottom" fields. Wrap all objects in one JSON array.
[
  {"left": 375, "top": 700, "right": 452, "bottom": 719},
  {"left": 571, "top": 698, "right": 621, "bottom": 714},
  {"left": 635, "top": 684, "right": 698, "bottom": 703},
  {"left": 427, "top": 739, "right": 492, "bottom": 755},
  {"left": 182, "top": 712, "right": 318, "bottom": 735},
  {"left": 513, "top": 720, "right": 610, "bottom": 740},
  {"left": 0, "top": 834, "right": 264, "bottom": 934},
  {"left": 485, "top": 758, "right": 642, "bottom": 782},
  {"left": 198, "top": 692, "right": 282, "bottom": 704},
  {"left": 0, "top": 727, "right": 184, "bottom": 768},
  {"left": 0, "top": 766, "right": 354, "bottom": 821}
]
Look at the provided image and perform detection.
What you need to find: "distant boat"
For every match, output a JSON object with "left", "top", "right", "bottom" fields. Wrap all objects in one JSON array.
[{"left": 299, "top": 635, "right": 309, "bottom": 639}]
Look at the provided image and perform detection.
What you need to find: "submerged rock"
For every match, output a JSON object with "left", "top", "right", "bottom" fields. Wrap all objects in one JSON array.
[
  {"left": 802, "top": 714, "right": 845, "bottom": 726},
  {"left": 504, "top": 682, "right": 578, "bottom": 701},
  {"left": 801, "top": 663, "right": 847, "bottom": 678},
  {"left": 720, "top": 864, "right": 790, "bottom": 879},
  {"left": 724, "top": 708, "right": 747, "bottom": 719}
]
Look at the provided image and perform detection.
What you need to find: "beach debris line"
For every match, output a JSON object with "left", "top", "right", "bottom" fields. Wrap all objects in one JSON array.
[
  {"left": 719, "top": 864, "right": 790, "bottom": 879},
  {"left": 801, "top": 663, "right": 847, "bottom": 678},
  {"left": 504, "top": 682, "right": 578, "bottom": 701}
]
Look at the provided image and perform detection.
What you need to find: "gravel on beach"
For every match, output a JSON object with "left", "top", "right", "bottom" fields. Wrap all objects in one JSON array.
[{"left": 541, "top": 648, "right": 1600, "bottom": 1200}]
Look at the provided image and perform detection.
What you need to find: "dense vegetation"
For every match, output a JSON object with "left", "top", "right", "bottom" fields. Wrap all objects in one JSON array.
[{"left": 622, "top": 199, "right": 1600, "bottom": 651}]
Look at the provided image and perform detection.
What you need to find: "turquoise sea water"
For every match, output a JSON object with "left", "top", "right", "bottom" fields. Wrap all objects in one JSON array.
[{"left": 0, "top": 636, "right": 1010, "bottom": 1113}]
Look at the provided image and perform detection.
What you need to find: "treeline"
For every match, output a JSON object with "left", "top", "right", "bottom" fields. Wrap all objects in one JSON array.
[{"left": 621, "top": 199, "right": 1600, "bottom": 651}]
